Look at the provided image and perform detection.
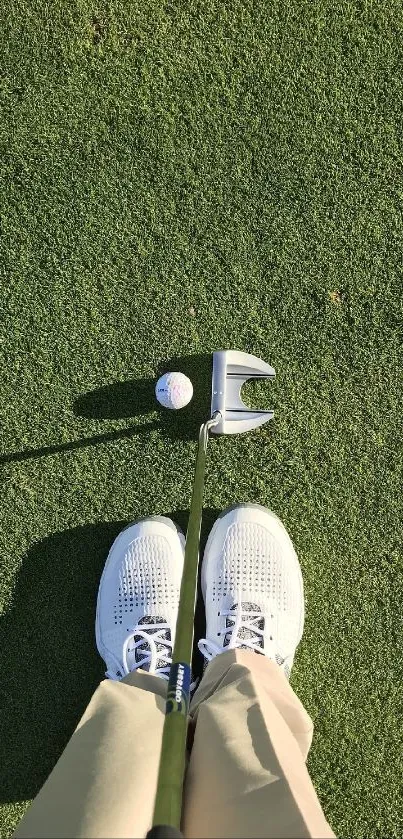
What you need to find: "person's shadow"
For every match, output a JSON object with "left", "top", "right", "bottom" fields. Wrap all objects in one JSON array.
[
  {"left": 0, "top": 352, "right": 218, "bottom": 803},
  {"left": 0, "top": 509, "right": 218, "bottom": 803}
]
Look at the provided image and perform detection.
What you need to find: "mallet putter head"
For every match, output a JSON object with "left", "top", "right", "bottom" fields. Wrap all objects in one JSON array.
[{"left": 211, "top": 350, "right": 276, "bottom": 435}]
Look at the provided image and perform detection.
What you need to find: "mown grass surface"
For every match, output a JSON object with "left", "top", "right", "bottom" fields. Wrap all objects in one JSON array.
[{"left": 0, "top": 1, "right": 402, "bottom": 836}]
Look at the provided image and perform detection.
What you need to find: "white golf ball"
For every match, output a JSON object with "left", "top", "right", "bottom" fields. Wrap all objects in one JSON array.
[{"left": 155, "top": 372, "right": 193, "bottom": 410}]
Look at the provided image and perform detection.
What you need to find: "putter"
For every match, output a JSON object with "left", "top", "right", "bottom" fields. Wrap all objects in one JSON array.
[{"left": 147, "top": 351, "right": 275, "bottom": 839}]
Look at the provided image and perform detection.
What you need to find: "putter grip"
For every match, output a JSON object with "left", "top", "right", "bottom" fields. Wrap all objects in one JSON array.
[{"left": 146, "top": 826, "right": 183, "bottom": 838}]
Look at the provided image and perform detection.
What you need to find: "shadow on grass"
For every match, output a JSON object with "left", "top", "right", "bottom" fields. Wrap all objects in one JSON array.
[
  {"left": 0, "top": 354, "right": 213, "bottom": 466},
  {"left": 0, "top": 426, "right": 154, "bottom": 466},
  {"left": 73, "top": 353, "right": 212, "bottom": 442},
  {"left": 0, "top": 507, "right": 219, "bottom": 803}
]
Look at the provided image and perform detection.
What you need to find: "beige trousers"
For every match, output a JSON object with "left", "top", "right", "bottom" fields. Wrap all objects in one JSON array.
[{"left": 14, "top": 651, "right": 335, "bottom": 839}]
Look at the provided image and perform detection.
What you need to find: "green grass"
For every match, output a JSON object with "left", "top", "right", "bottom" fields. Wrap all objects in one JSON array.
[{"left": 0, "top": 0, "right": 402, "bottom": 835}]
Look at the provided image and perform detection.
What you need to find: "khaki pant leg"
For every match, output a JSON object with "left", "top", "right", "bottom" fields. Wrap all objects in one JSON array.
[
  {"left": 14, "top": 672, "right": 166, "bottom": 839},
  {"left": 183, "top": 650, "right": 334, "bottom": 839}
]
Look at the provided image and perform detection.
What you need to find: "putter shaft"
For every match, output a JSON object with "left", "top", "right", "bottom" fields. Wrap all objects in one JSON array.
[{"left": 151, "top": 412, "right": 221, "bottom": 831}]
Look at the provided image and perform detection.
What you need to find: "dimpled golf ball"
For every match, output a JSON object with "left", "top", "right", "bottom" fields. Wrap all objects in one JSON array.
[{"left": 155, "top": 372, "right": 193, "bottom": 410}]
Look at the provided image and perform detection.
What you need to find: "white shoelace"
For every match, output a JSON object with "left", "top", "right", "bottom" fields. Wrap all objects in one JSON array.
[
  {"left": 198, "top": 602, "right": 271, "bottom": 662},
  {"left": 106, "top": 621, "right": 200, "bottom": 690},
  {"left": 122, "top": 622, "right": 173, "bottom": 680}
]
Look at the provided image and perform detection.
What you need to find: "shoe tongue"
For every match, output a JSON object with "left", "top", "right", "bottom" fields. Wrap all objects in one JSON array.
[
  {"left": 127, "top": 616, "right": 171, "bottom": 673},
  {"left": 223, "top": 602, "right": 264, "bottom": 650}
]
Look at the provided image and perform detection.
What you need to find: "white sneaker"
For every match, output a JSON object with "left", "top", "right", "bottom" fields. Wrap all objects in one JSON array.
[
  {"left": 96, "top": 517, "right": 185, "bottom": 681},
  {"left": 198, "top": 504, "right": 304, "bottom": 678}
]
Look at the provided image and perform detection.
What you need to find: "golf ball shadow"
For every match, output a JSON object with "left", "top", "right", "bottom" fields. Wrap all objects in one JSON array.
[{"left": 73, "top": 353, "right": 212, "bottom": 442}]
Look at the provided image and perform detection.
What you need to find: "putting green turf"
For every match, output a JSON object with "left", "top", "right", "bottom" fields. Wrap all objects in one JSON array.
[{"left": 0, "top": 0, "right": 402, "bottom": 835}]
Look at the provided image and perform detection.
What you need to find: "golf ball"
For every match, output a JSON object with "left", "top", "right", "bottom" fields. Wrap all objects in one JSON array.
[{"left": 155, "top": 372, "right": 193, "bottom": 410}]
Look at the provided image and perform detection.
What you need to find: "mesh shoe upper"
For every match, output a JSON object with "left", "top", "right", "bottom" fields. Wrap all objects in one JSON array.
[
  {"left": 198, "top": 505, "right": 305, "bottom": 677},
  {"left": 96, "top": 518, "right": 185, "bottom": 680}
]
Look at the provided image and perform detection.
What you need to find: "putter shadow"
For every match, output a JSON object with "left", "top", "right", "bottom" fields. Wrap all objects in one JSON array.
[
  {"left": 0, "top": 425, "right": 157, "bottom": 466},
  {"left": 0, "top": 508, "right": 220, "bottom": 803}
]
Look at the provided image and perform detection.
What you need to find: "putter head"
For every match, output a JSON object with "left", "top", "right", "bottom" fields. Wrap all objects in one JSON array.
[{"left": 211, "top": 350, "right": 276, "bottom": 435}]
